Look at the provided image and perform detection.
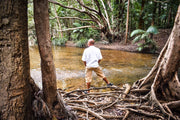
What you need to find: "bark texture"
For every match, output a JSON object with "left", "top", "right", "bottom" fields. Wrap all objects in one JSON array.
[
  {"left": 33, "top": 1, "right": 77, "bottom": 119},
  {"left": 34, "top": 0, "right": 57, "bottom": 108},
  {"left": 0, "top": 0, "right": 32, "bottom": 120}
]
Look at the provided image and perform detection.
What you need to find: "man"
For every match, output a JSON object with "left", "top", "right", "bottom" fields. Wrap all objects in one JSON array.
[{"left": 82, "top": 39, "right": 113, "bottom": 92}]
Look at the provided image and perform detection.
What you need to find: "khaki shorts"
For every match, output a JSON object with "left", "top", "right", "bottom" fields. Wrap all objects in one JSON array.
[{"left": 85, "top": 67, "right": 105, "bottom": 83}]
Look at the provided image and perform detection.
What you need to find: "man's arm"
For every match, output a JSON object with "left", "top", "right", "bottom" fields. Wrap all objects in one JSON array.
[
  {"left": 83, "top": 61, "right": 86, "bottom": 66},
  {"left": 98, "top": 59, "right": 101, "bottom": 64}
]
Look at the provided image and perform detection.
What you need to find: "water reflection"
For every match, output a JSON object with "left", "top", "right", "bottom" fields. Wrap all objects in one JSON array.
[{"left": 30, "top": 46, "right": 157, "bottom": 91}]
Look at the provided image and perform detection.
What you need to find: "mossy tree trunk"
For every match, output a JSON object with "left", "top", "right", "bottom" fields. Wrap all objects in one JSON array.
[{"left": 0, "top": 0, "right": 33, "bottom": 120}]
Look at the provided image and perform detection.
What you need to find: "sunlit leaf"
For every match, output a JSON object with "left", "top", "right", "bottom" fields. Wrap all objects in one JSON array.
[
  {"left": 138, "top": 46, "right": 143, "bottom": 51},
  {"left": 73, "top": 22, "right": 82, "bottom": 27},
  {"left": 130, "top": 29, "right": 145, "bottom": 37},
  {"left": 80, "top": 29, "right": 83, "bottom": 32},
  {"left": 133, "top": 35, "right": 141, "bottom": 43},
  {"left": 73, "top": 29, "right": 79, "bottom": 33},
  {"left": 137, "top": 43, "right": 143, "bottom": 46},
  {"left": 147, "top": 26, "right": 158, "bottom": 34},
  {"left": 140, "top": 32, "right": 148, "bottom": 39}
]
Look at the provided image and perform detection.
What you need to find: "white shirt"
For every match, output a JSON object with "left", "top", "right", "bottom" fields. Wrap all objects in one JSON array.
[{"left": 82, "top": 46, "right": 102, "bottom": 68}]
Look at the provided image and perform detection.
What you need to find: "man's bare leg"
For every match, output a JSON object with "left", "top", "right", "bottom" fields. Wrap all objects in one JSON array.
[
  {"left": 87, "top": 82, "right": 91, "bottom": 93},
  {"left": 103, "top": 77, "right": 109, "bottom": 84},
  {"left": 103, "top": 77, "right": 113, "bottom": 86}
]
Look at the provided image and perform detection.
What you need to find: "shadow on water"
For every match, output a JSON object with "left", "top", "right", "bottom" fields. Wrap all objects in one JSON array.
[{"left": 30, "top": 46, "right": 157, "bottom": 91}]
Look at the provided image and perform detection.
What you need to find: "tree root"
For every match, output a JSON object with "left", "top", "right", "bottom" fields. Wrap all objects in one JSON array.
[
  {"left": 57, "top": 84, "right": 179, "bottom": 119},
  {"left": 70, "top": 106, "right": 106, "bottom": 120},
  {"left": 32, "top": 90, "right": 77, "bottom": 120},
  {"left": 32, "top": 91, "right": 51, "bottom": 119},
  {"left": 32, "top": 84, "right": 180, "bottom": 119},
  {"left": 127, "top": 108, "right": 164, "bottom": 119},
  {"left": 163, "top": 100, "right": 180, "bottom": 110}
]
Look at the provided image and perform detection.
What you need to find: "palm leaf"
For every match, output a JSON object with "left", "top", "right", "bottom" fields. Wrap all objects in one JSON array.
[
  {"left": 133, "top": 35, "right": 141, "bottom": 43},
  {"left": 130, "top": 29, "right": 145, "bottom": 37},
  {"left": 147, "top": 26, "right": 158, "bottom": 34},
  {"left": 140, "top": 32, "right": 149, "bottom": 39}
]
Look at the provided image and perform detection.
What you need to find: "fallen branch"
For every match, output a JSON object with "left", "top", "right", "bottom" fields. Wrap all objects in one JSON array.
[
  {"left": 57, "top": 26, "right": 99, "bottom": 32},
  {"left": 100, "top": 114, "right": 124, "bottom": 119},
  {"left": 122, "top": 84, "right": 131, "bottom": 98},
  {"left": 63, "top": 86, "right": 123, "bottom": 96},
  {"left": 50, "top": 16, "right": 93, "bottom": 21},
  {"left": 127, "top": 108, "right": 164, "bottom": 119},
  {"left": 70, "top": 106, "right": 106, "bottom": 120},
  {"left": 57, "top": 91, "right": 77, "bottom": 119},
  {"left": 66, "top": 100, "right": 97, "bottom": 106},
  {"left": 123, "top": 110, "right": 129, "bottom": 120}
]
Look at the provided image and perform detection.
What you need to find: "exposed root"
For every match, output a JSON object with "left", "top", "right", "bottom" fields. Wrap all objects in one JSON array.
[
  {"left": 32, "top": 84, "right": 180, "bottom": 120},
  {"left": 32, "top": 91, "right": 51, "bottom": 119},
  {"left": 32, "top": 90, "right": 77, "bottom": 120},
  {"left": 127, "top": 108, "right": 164, "bottom": 119},
  {"left": 70, "top": 106, "right": 106, "bottom": 120},
  {"left": 57, "top": 84, "right": 179, "bottom": 120}
]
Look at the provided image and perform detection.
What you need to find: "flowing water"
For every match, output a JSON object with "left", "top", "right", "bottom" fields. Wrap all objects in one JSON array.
[{"left": 30, "top": 46, "right": 157, "bottom": 91}]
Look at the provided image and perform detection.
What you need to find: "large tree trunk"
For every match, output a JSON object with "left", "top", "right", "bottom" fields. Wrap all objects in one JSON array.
[
  {"left": 132, "top": 5, "right": 180, "bottom": 116},
  {"left": 33, "top": 0, "right": 77, "bottom": 119},
  {"left": 33, "top": 0, "right": 57, "bottom": 111},
  {"left": 0, "top": 0, "right": 33, "bottom": 120}
]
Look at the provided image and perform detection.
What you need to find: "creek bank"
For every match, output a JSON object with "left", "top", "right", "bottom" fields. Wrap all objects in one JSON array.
[{"left": 65, "top": 29, "right": 171, "bottom": 54}]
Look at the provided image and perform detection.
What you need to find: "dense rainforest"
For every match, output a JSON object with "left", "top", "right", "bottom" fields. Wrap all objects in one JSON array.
[
  {"left": 0, "top": 0, "right": 180, "bottom": 120},
  {"left": 28, "top": 0, "right": 179, "bottom": 52}
]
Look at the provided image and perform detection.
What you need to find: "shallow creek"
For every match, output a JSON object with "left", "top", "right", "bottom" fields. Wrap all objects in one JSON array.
[{"left": 30, "top": 46, "right": 157, "bottom": 91}]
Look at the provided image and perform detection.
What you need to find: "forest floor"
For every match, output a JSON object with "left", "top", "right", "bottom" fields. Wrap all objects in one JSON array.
[
  {"left": 58, "top": 84, "right": 180, "bottom": 120},
  {"left": 66, "top": 29, "right": 172, "bottom": 54}
]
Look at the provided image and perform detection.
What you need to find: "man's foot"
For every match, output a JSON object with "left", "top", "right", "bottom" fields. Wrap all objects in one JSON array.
[
  {"left": 107, "top": 83, "right": 113, "bottom": 87},
  {"left": 83, "top": 91, "right": 89, "bottom": 94}
]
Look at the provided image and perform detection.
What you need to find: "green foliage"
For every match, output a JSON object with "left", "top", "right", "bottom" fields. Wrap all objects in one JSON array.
[
  {"left": 71, "top": 22, "right": 100, "bottom": 47},
  {"left": 28, "top": 2, "right": 36, "bottom": 44},
  {"left": 130, "top": 29, "right": 145, "bottom": 38},
  {"left": 146, "top": 26, "right": 158, "bottom": 34},
  {"left": 72, "top": 23, "right": 84, "bottom": 33},
  {"left": 51, "top": 37, "right": 67, "bottom": 46},
  {"left": 131, "top": 26, "right": 158, "bottom": 53},
  {"left": 73, "top": 23, "right": 82, "bottom": 27},
  {"left": 75, "top": 38, "right": 88, "bottom": 48},
  {"left": 28, "top": 0, "right": 178, "bottom": 46}
]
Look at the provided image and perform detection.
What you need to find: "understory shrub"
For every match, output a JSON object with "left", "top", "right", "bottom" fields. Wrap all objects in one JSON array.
[
  {"left": 130, "top": 26, "right": 158, "bottom": 53},
  {"left": 52, "top": 37, "right": 67, "bottom": 46}
]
